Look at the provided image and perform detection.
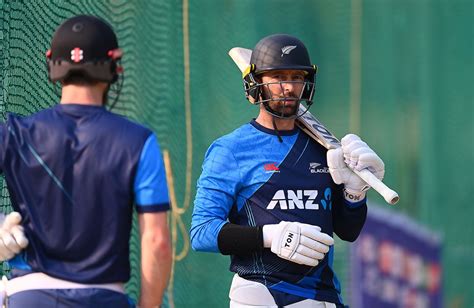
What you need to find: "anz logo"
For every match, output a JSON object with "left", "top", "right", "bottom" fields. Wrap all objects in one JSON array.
[{"left": 266, "top": 188, "right": 333, "bottom": 210}]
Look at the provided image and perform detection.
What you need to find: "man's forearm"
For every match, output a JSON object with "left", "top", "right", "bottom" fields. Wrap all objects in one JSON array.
[{"left": 139, "top": 230, "right": 172, "bottom": 308}]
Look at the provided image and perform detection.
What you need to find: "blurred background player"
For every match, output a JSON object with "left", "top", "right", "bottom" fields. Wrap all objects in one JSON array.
[
  {"left": 190, "top": 34, "right": 385, "bottom": 307},
  {"left": 0, "top": 15, "right": 171, "bottom": 307}
]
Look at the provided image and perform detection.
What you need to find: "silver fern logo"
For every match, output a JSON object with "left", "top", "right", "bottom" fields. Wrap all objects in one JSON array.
[
  {"left": 309, "top": 162, "right": 329, "bottom": 174},
  {"left": 281, "top": 45, "right": 297, "bottom": 57}
]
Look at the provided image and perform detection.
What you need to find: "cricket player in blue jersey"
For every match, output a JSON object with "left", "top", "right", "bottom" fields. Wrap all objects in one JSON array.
[
  {"left": 0, "top": 15, "right": 171, "bottom": 307},
  {"left": 190, "top": 34, "right": 385, "bottom": 307}
]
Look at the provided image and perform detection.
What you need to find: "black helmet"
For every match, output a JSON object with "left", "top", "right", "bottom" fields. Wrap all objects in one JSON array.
[
  {"left": 243, "top": 34, "right": 317, "bottom": 119},
  {"left": 46, "top": 15, "right": 122, "bottom": 83}
]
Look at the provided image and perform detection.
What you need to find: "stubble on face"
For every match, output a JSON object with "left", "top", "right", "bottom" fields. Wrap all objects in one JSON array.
[{"left": 268, "top": 98, "right": 298, "bottom": 117}]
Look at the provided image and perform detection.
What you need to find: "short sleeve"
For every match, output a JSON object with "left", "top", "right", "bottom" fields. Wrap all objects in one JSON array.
[{"left": 134, "top": 134, "right": 170, "bottom": 213}]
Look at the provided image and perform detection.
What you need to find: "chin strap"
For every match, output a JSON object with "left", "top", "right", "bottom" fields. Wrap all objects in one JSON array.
[
  {"left": 107, "top": 71, "right": 124, "bottom": 111},
  {"left": 272, "top": 117, "right": 283, "bottom": 143}
]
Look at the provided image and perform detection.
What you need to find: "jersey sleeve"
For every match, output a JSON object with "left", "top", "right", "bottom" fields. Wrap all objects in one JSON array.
[
  {"left": 190, "top": 140, "right": 241, "bottom": 253},
  {"left": 332, "top": 184, "right": 367, "bottom": 242},
  {"left": 134, "top": 134, "right": 170, "bottom": 213}
]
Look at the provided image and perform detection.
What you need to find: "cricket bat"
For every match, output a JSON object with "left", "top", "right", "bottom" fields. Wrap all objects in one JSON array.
[{"left": 228, "top": 47, "right": 399, "bottom": 205}]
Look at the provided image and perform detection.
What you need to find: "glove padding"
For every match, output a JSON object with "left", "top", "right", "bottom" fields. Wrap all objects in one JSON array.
[
  {"left": 341, "top": 134, "right": 385, "bottom": 178},
  {"left": 0, "top": 212, "right": 28, "bottom": 261},
  {"left": 327, "top": 134, "right": 384, "bottom": 202},
  {"left": 262, "top": 221, "right": 334, "bottom": 267}
]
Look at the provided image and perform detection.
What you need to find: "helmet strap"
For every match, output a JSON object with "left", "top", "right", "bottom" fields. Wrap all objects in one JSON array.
[
  {"left": 107, "top": 69, "right": 124, "bottom": 111},
  {"left": 271, "top": 116, "right": 283, "bottom": 143}
]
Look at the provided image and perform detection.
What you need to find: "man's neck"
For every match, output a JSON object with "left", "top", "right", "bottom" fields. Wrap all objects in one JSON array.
[
  {"left": 255, "top": 111, "right": 295, "bottom": 131},
  {"left": 60, "top": 84, "right": 105, "bottom": 106}
]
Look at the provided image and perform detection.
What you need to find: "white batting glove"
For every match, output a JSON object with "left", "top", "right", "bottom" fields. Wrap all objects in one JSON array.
[
  {"left": 327, "top": 134, "right": 384, "bottom": 202},
  {"left": 0, "top": 212, "right": 29, "bottom": 261},
  {"left": 262, "top": 221, "right": 334, "bottom": 267},
  {"left": 341, "top": 134, "right": 385, "bottom": 177}
]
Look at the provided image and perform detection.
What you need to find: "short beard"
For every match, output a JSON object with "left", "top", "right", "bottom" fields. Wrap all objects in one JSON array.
[{"left": 268, "top": 98, "right": 299, "bottom": 117}]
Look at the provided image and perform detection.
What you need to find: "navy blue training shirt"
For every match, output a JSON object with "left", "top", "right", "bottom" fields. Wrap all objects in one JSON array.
[
  {"left": 0, "top": 104, "right": 170, "bottom": 283},
  {"left": 191, "top": 120, "right": 367, "bottom": 306}
]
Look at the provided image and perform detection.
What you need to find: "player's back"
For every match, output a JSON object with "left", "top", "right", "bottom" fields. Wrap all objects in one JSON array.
[{"left": 0, "top": 104, "right": 152, "bottom": 283}]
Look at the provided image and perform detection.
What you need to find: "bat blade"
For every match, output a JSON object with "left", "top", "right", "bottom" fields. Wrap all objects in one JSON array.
[
  {"left": 296, "top": 105, "right": 340, "bottom": 149},
  {"left": 228, "top": 47, "right": 252, "bottom": 74},
  {"left": 228, "top": 47, "right": 399, "bottom": 205}
]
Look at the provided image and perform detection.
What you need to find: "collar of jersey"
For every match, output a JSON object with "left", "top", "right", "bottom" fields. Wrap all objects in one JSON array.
[
  {"left": 56, "top": 103, "right": 105, "bottom": 111},
  {"left": 57, "top": 103, "right": 105, "bottom": 109},
  {"left": 250, "top": 119, "right": 299, "bottom": 136}
]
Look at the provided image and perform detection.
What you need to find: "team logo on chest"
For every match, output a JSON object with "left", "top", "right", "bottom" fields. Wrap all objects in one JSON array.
[
  {"left": 267, "top": 190, "right": 319, "bottom": 210},
  {"left": 264, "top": 163, "right": 280, "bottom": 173},
  {"left": 309, "top": 162, "right": 329, "bottom": 174}
]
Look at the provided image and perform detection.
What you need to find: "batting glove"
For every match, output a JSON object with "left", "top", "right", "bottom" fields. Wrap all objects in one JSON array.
[
  {"left": 262, "top": 221, "right": 334, "bottom": 267},
  {"left": 327, "top": 134, "right": 385, "bottom": 202},
  {"left": 0, "top": 212, "right": 28, "bottom": 261}
]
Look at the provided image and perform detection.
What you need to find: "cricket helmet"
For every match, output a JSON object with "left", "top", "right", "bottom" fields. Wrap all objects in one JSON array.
[
  {"left": 243, "top": 34, "right": 317, "bottom": 118},
  {"left": 46, "top": 15, "right": 122, "bottom": 83}
]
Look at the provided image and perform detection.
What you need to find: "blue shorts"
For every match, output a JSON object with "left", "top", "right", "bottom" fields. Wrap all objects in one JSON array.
[{"left": 7, "top": 288, "right": 134, "bottom": 308}]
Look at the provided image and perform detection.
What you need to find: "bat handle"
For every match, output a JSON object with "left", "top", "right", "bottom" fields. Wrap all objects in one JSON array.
[{"left": 353, "top": 169, "right": 400, "bottom": 205}]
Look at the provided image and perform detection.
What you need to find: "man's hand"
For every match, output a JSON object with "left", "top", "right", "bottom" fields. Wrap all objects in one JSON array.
[
  {"left": 327, "top": 134, "right": 385, "bottom": 202},
  {"left": 0, "top": 212, "right": 28, "bottom": 261},
  {"left": 262, "top": 221, "right": 334, "bottom": 267}
]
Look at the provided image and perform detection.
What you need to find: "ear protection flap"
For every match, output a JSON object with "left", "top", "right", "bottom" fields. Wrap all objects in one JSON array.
[
  {"left": 301, "top": 64, "right": 317, "bottom": 102},
  {"left": 243, "top": 64, "right": 260, "bottom": 104},
  {"left": 107, "top": 49, "right": 123, "bottom": 84},
  {"left": 46, "top": 50, "right": 53, "bottom": 81}
]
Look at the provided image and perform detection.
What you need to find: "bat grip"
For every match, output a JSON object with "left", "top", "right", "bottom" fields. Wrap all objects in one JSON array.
[{"left": 353, "top": 169, "right": 399, "bottom": 205}]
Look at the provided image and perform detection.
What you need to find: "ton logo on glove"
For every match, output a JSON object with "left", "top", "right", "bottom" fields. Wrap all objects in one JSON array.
[{"left": 284, "top": 232, "right": 295, "bottom": 248}]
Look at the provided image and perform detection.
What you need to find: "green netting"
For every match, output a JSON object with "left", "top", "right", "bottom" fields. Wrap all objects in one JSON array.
[{"left": 1, "top": 0, "right": 472, "bottom": 307}]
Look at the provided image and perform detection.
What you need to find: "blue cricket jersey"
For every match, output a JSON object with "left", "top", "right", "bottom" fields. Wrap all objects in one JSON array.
[
  {"left": 191, "top": 120, "right": 367, "bottom": 306},
  {"left": 0, "top": 104, "right": 169, "bottom": 284}
]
